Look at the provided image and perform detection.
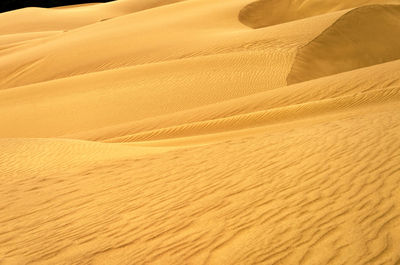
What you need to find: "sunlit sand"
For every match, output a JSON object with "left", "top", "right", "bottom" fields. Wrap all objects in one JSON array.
[{"left": 1, "top": 0, "right": 400, "bottom": 264}]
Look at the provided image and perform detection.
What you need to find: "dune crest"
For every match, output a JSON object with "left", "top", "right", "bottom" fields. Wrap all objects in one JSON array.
[
  {"left": 287, "top": 4, "right": 400, "bottom": 84},
  {"left": 0, "top": 0, "right": 187, "bottom": 34},
  {"left": 239, "top": 0, "right": 400, "bottom": 28}
]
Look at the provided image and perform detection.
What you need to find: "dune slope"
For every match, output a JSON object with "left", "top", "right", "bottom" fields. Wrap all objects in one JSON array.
[
  {"left": 287, "top": 4, "right": 400, "bottom": 84},
  {"left": 1, "top": 103, "right": 400, "bottom": 264},
  {"left": 1, "top": 0, "right": 400, "bottom": 264},
  {"left": 239, "top": 0, "right": 400, "bottom": 28}
]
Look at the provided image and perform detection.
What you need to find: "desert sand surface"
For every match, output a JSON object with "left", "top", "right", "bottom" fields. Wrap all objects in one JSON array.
[{"left": 1, "top": 0, "right": 400, "bottom": 264}]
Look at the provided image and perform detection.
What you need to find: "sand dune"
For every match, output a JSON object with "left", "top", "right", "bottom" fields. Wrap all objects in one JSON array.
[
  {"left": 1, "top": 104, "right": 400, "bottom": 264},
  {"left": 0, "top": 0, "right": 186, "bottom": 34},
  {"left": 1, "top": 0, "right": 400, "bottom": 264},
  {"left": 65, "top": 59, "right": 400, "bottom": 142},
  {"left": 0, "top": 0, "right": 342, "bottom": 90},
  {"left": 287, "top": 4, "right": 400, "bottom": 84},
  {"left": 239, "top": 0, "right": 400, "bottom": 28}
]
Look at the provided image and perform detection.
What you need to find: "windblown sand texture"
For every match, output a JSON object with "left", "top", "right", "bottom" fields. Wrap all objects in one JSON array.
[{"left": 1, "top": 0, "right": 400, "bottom": 264}]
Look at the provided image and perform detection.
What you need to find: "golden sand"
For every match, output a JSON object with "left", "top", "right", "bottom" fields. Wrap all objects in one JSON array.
[{"left": 1, "top": 0, "right": 400, "bottom": 264}]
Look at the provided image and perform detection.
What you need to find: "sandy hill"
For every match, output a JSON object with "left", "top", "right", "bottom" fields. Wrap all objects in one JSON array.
[{"left": 0, "top": 0, "right": 400, "bottom": 264}]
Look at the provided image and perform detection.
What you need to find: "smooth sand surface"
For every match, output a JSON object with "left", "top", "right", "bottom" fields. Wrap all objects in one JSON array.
[{"left": 1, "top": 0, "right": 400, "bottom": 264}]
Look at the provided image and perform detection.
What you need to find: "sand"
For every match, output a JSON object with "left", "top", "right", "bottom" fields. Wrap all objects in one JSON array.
[{"left": 1, "top": 0, "right": 400, "bottom": 264}]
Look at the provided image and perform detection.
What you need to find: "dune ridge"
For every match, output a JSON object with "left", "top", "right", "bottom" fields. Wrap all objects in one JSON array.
[
  {"left": 239, "top": 0, "right": 400, "bottom": 28},
  {"left": 287, "top": 4, "right": 400, "bottom": 84},
  {"left": 1, "top": 105, "right": 400, "bottom": 264},
  {"left": 0, "top": 0, "right": 344, "bottom": 90},
  {"left": 1, "top": 0, "right": 400, "bottom": 264},
  {"left": 104, "top": 86, "right": 400, "bottom": 143},
  {"left": 64, "top": 59, "right": 400, "bottom": 142}
]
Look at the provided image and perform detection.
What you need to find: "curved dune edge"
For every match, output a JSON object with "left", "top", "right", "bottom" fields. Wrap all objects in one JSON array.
[
  {"left": 2, "top": 102, "right": 400, "bottom": 264},
  {"left": 238, "top": 0, "right": 400, "bottom": 29},
  {"left": 104, "top": 86, "right": 400, "bottom": 143},
  {"left": 287, "top": 4, "right": 400, "bottom": 84},
  {"left": 0, "top": 0, "right": 187, "bottom": 34},
  {"left": 0, "top": 49, "right": 294, "bottom": 138},
  {"left": 64, "top": 59, "right": 400, "bottom": 142},
  {"left": 0, "top": 138, "right": 170, "bottom": 176},
  {"left": 0, "top": 0, "right": 340, "bottom": 91}
]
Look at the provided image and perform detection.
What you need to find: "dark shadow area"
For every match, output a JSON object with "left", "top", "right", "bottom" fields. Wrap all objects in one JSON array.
[{"left": 0, "top": 0, "right": 114, "bottom": 13}]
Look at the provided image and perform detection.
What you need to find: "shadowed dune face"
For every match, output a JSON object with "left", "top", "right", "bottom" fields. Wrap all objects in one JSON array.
[
  {"left": 287, "top": 4, "right": 400, "bottom": 84},
  {"left": 239, "top": 0, "right": 400, "bottom": 28}
]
